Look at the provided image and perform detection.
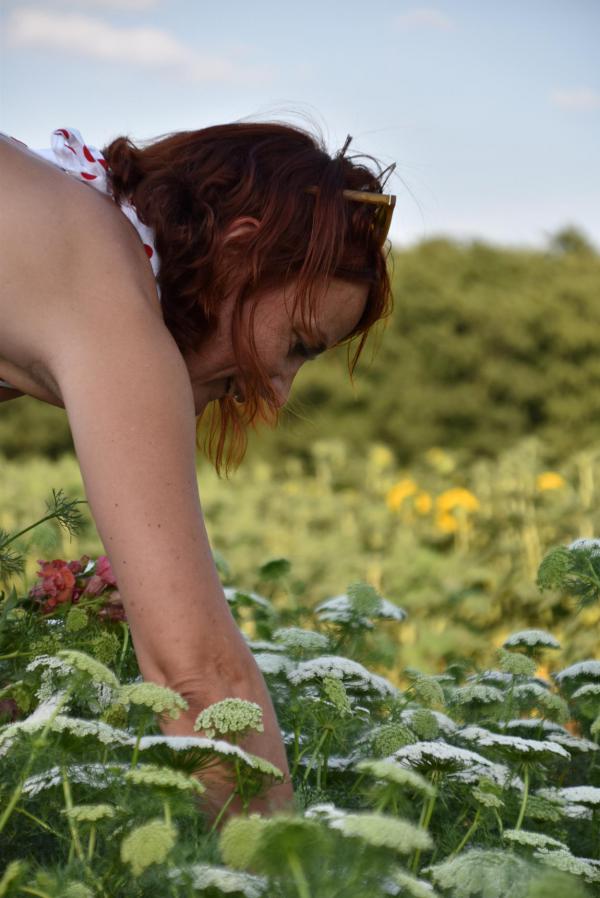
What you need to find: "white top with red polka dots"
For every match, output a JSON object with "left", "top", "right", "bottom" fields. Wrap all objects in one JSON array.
[{"left": 0, "top": 127, "right": 162, "bottom": 391}]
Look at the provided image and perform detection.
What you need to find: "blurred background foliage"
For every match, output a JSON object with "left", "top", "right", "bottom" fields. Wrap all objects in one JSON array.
[
  {"left": 1, "top": 226, "right": 599, "bottom": 464},
  {"left": 1, "top": 225, "right": 599, "bottom": 680}
]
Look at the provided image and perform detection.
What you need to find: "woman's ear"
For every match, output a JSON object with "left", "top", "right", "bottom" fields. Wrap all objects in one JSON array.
[{"left": 223, "top": 217, "right": 261, "bottom": 244}]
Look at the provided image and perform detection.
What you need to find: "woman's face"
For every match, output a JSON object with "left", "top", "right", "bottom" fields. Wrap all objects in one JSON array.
[{"left": 184, "top": 277, "right": 369, "bottom": 415}]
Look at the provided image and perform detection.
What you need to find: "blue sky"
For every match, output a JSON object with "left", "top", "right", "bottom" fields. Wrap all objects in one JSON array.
[{"left": 1, "top": 0, "right": 598, "bottom": 250}]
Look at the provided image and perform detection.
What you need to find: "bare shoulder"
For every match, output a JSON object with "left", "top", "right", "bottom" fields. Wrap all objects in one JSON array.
[{"left": 0, "top": 135, "right": 161, "bottom": 400}]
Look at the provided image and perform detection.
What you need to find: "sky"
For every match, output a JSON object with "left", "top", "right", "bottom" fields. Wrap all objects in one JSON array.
[{"left": 1, "top": 0, "right": 598, "bottom": 251}]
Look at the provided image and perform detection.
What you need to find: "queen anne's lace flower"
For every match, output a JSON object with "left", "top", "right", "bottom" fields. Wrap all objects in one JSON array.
[
  {"left": 56, "top": 649, "right": 120, "bottom": 689},
  {"left": 385, "top": 868, "right": 439, "bottom": 897},
  {"left": 273, "top": 627, "right": 330, "bottom": 653},
  {"left": 556, "top": 786, "right": 600, "bottom": 806},
  {"left": 503, "top": 630, "right": 560, "bottom": 650},
  {"left": 135, "top": 735, "right": 284, "bottom": 778},
  {"left": 554, "top": 660, "right": 600, "bottom": 685},
  {"left": 304, "top": 803, "right": 348, "bottom": 822},
  {"left": 252, "top": 652, "right": 294, "bottom": 676},
  {"left": 533, "top": 848, "right": 600, "bottom": 882},
  {"left": 121, "top": 818, "right": 177, "bottom": 877},
  {"left": 314, "top": 592, "right": 407, "bottom": 624},
  {"left": 568, "top": 538, "right": 600, "bottom": 555},
  {"left": 392, "top": 741, "right": 494, "bottom": 773},
  {"left": 117, "top": 682, "right": 188, "bottom": 718},
  {"left": 354, "top": 759, "right": 436, "bottom": 796},
  {"left": 61, "top": 803, "right": 117, "bottom": 823},
  {"left": 546, "top": 731, "right": 598, "bottom": 753},
  {"left": 224, "top": 587, "right": 272, "bottom": 609},
  {"left": 571, "top": 682, "right": 600, "bottom": 700},
  {"left": 459, "top": 726, "right": 571, "bottom": 761},
  {"left": 287, "top": 655, "right": 398, "bottom": 698},
  {"left": 504, "top": 718, "right": 566, "bottom": 734},
  {"left": 425, "top": 848, "right": 535, "bottom": 897},
  {"left": 125, "top": 763, "right": 205, "bottom": 793},
  {"left": 497, "top": 650, "right": 537, "bottom": 677},
  {"left": 329, "top": 812, "right": 432, "bottom": 854},
  {"left": 401, "top": 709, "right": 457, "bottom": 736},
  {"left": 168, "top": 863, "right": 267, "bottom": 897},
  {"left": 22, "top": 763, "right": 128, "bottom": 796},
  {"left": 502, "top": 829, "right": 568, "bottom": 850},
  {"left": 194, "top": 698, "right": 264, "bottom": 740},
  {"left": 451, "top": 685, "right": 506, "bottom": 705},
  {"left": 449, "top": 762, "right": 522, "bottom": 791}
]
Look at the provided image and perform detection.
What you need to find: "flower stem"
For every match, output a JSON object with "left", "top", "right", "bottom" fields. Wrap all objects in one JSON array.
[
  {"left": 87, "top": 825, "right": 96, "bottom": 861},
  {"left": 287, "top": 849, "right": 311, "bottom": 898},
  {"left": 209, "top": 788, "right": 237, "bottom": 834},
  {"left": 163, "top": 799, "right": 172, "bottom": 826},
  {"left": 61, "top": 767, "right": 85, "bottom": 863},
  {"left": 449, "top": 807, "right": 482, "bottom": 858},
  {"left": 514, "top": 764, "right": 530, "bottom": 831},
  {"left": 302, "top": 728, "right": 330, "bottom": 784},
  {"left": 14, "top": 806, "right": 65, "bottom": 841},
  {"left": 411, "top": 773, "right": 437, "bottom": 874}
]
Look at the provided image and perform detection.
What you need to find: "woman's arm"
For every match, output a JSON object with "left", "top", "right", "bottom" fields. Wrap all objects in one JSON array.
[{"left": 41, "top": 268, "right": 293, "bottom": 820}]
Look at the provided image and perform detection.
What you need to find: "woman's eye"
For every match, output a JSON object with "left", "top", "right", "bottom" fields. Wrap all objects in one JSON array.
[{"left": 293, "top": 341, "right": 315, "bottom": 360}]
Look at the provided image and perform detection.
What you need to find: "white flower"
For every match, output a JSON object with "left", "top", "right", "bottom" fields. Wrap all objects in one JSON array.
[
  {"left": 223, "top": 587, "right": 272, "bottom": 609},
  {"left": 287, "top": 655, "right": 399, "bottom": 698},
  {"left": 401, "top": 709, "right": 458, "bottom": 735},
  {"left": 554, "top": 660, "right": 600, "bottom": 685},
  {"left": 304, "top": 803, "right": 348, "bottom": 822},
  {"left": 556, "top": 786, "right": 600, "bottom": 806},
  {"left": 504, "top": 718, "right": 566, "bottom": 734},
  {"left": 546, "top": 732, "right": 598, "bottom": 753},
  {"left": 502, "top": 630, "right": 560, "bottom": 650},
  {"left": 135, "top": 735, "right": 283, "bottom": 777},
  {"left": 245, "top": 638, "right": 286, "bottom": 653},
  {"left": 56, "top": 649, "right": 120, "bottom": 689},
  {"left": 329, "top": 812, "right": 432, "bottom": 854},
  {"left": 273, "top": 627, "right": 330, "bottom": 652},
  {"left": 467, "top": 671, "right": 513, "bottom": 686},
  {"left": 354, "top": 759, "right": 436, "bottom": 796},
  {"left": 168, "top": 864, "right": 267, "bottom": 897},
  {"left": 503, "top": 829, "right": 568, "bottom": 850},
  {"left": 252, "top": 652, "right": 293, "bottom": 676},
  {"left": 315, "top": 593, "right": 407, "bottom": 623},
  {"left": 568, "top": 538, "right": 600, "bottom": 555},
  {"left": 448, "top": 762, "right": 522, "bottom": 791},
  {"left": 535, "top": 787, "right": 593, "bottom": 820},
  {"left": 384, "top": 869, "right": 438, "bottom": 897},
  {"left": 533, "top": 848, "right": 600, "bottom": 883},
  {"left": 392, "top": 740, "right": 494, "bottom": 772},
  {"left": 572, "top": 682, "right": 600, "bottom": 700},
  {"left": 458, "top": 725, "right": 570, "bottom": 760},
  {"left": 25, "top": 655, "right": 73, "bottom": 676},
  {"left": 22, "top": 763, "right": 127, "bottom": 796},
  {"left": 451, "top": 685, "right": 505, "bottom": 705}
]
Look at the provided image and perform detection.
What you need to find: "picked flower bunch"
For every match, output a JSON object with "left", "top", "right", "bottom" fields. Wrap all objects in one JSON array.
[{"left": 28, "top": 555, "right": 126, "bottom": 621}]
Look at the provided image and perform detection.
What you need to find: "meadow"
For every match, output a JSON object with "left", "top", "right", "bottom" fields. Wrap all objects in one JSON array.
[{"left": 2, "top": 230, "right": 600, "bottom": 894}]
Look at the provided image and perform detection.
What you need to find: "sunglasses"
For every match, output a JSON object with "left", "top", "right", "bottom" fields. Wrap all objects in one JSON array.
[{"left": 305, "top": 186, "right": 397, "bottom": 246}]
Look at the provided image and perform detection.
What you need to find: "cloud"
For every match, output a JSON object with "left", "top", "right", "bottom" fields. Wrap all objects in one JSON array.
[
  {"left": 394, "top": 7, "right": 455, "bottom": 31},
  {"left": 551, "top": 88, "right": 600, "bottom": 111},
  {"left": 5, "top": 8, "right": 273, "bottom": 85},
  {"left": 35, "top": 0, "right": 161, "bottom": 8}
]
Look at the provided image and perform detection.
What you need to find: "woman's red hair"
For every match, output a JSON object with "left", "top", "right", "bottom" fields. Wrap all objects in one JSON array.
[{"left": 101, "top": 120, "right": 394, "bottom": 473}]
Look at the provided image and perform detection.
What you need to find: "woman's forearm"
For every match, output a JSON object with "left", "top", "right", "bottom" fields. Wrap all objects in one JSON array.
[{"left": 157, "top": 646, "right": 295, "bottom": 824}]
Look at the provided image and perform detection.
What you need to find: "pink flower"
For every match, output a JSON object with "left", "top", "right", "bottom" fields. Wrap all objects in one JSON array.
[
  {"left": 82, "top": 556, "right": 118, "bottom": 596},
  {"left": 30, "top": 559, "right": 76, "bottom": 605}
]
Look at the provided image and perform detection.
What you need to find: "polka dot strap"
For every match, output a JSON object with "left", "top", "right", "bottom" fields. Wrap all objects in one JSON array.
[{"left": 4, "top": 128, "right": 161, "bottom": 296}]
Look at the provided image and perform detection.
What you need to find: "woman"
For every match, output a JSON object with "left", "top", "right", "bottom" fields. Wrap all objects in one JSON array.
[{"left": 0, "top": 121, "right": 395, "bottom": 820}]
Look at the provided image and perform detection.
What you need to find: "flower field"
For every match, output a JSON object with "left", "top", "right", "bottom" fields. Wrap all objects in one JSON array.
[{"left": 1, "top": 443, "right": 600, "bottom": 896}]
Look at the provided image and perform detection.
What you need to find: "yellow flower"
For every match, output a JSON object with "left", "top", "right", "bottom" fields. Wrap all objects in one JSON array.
[
  {"left": 536, "top": 471, "right": 565, "bottom": 492},
  {"left": 386, "top": 478, "right": 418, "bottom": 511},
  {"left": 414, "top": 491, "right": 432, "bottom": 515},
  {"left": 435, "top": 488, "right": 479, "bottom": 534},
  {"left": 369, "top": 445, "right": 395, "bottom": 469},
  {"left": 436, "top": 488, "right": 480, "bottom": 513},
  {"left": 424, "top": 447, "right": 455, "bottom": 474},
  {"left": 435, "top": 511, "right": 459, "bottom": 533}
]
